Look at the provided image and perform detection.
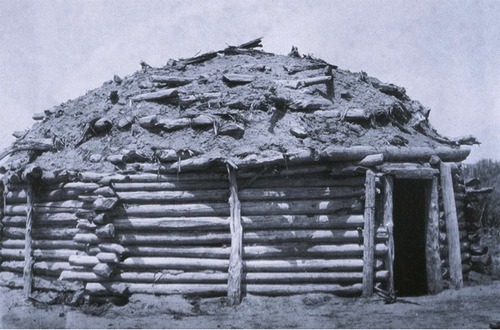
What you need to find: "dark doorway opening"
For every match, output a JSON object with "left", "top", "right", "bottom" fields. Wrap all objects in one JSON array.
[{"left": 393, "top": 179, "right": 428, "bottom": 296}]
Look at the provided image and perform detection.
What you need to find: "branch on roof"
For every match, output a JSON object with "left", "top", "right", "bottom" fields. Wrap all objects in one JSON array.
[
  {"left": 237, "top": 37, "right": 263, "bottom": 49},
  {"left": 0, "top": 138, "right": 54, "bottom": 161},
  {"left": 179, "top": 51, "right": 218, "bottom": 65}
]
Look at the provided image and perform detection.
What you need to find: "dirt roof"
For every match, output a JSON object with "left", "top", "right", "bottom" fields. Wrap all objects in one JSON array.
[{"left": 1, "top": 38, "right": 476, "bottom": 173}]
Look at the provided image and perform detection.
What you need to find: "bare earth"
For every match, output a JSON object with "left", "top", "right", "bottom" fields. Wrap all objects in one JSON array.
[{"left": 1, "top": 282, "right": 499, "bottom": 329}]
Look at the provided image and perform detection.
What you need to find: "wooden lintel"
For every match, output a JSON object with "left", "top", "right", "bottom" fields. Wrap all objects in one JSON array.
[
  {"left": 226, "top": 166, "right": 243, "bottom": 305},
  {"left": 379, "top": 167, "right": 438, "bottom": 179},
  {"left": 439, "top": 162, "right": 463, "bottom": 289},
  {"left": 362, "top": 170, "right": 376, "bottom": 297}
]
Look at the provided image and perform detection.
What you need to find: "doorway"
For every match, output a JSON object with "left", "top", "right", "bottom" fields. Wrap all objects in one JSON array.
[{"left": 393, "top": 179, "right": 428, "bottom": 296}]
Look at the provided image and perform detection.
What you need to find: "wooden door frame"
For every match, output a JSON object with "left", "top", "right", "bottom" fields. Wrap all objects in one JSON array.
[{"left": 381, "top": 174, "right": 444, "bottom": 296}]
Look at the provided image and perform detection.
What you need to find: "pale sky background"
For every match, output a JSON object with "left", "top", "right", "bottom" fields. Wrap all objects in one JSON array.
[{"left": 0, "top": 0, "right": 498, "bottom": 163}]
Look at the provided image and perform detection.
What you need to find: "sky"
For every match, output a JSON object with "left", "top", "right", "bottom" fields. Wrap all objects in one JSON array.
[{"left": 0, "top": 0, "right": 499, "bottom": 163}]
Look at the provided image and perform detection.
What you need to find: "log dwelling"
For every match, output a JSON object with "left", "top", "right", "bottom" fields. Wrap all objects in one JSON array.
[{"left": 0, "top": 38, "right": 483, "bottom": 304}]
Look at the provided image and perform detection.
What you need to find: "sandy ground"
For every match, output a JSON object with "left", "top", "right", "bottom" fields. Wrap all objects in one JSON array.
[{"left": 1, "top": 282, "right": 499, "bottom": 329}]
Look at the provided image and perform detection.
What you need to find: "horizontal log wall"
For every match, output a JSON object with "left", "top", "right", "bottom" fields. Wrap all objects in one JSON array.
[
  {"left": 0, "top": 181, "right": 87, "bottom": 291},
  {"left": 92, "top": 170, "right": 230, "bottom": 296},
  {"left": 0, "top": 166, "right": 393, "bottom": 298},
  {"left": 238, "top": 171, "right": 385, "bottom": 296}
]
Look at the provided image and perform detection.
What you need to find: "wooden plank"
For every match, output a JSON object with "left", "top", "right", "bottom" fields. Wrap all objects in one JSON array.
[
  {"left": 243, "top": 229, "right": 363, "bottom": 244},
  {"left": 115, "top": 190, "right": 229, "bottom": 203},
  {"left": 151, "top": 75, "right": 195, "bottom": 86},
  {"left": 0, "top": 213, "right": 78, "bottom": 226},
  {"left": 238, "top": 176, "right": 365, "bottom": 188},
  {"left": 237, "top": 164, "right": 332, "bottom": 179},
  {"left": 223, "top": 74, "right": 254, "bottom": 85},
  {"left": 243, "top": 259, "right": 381, "bottom": 272},
  {"left": 2, "top": 239, "right": 85, "bottom": 250},
  {"left": 119, "top": 203, "right": 230, "bottom": 217},
  {"left": 3, "top": 227, "right": 82, "bottom": 239},
  {"left": 131, "top": 88, "right": 178, "bottom": 102},
  {"left": 63, "top": 182, "right": 100, "bottom": 191},
  {"left": 379, "top": 166, "right": 438, "bottom": 179},
  {"left": 113, "top": 217, "right": 229, "bottom": 231},
  {"left": 382, "top": 176, "right": 395, "bottom": 295},
  {"left": 1, "top": 261, "right": 24, "bottom": 273},
  {"left": 114, "top": 184, "right": 357, "bottom": 202},
  {"left": 60, "top": 271, "right": 228, "bottom": 283},
  {"left": 123, "top": 246, "right": 231, "bottom": 258},
  {"left": 227, "top": 167, "right": 243, "bottom": 305},
  {"left": 118, "top": 272, "right": 227, "bottom": 283},
  {"left": 243, "top": 283, "right": 362, "bottom": 296},
  {"left": 243, "top": 243, "right": 387, "bottom": 259},
  {"left": 240, "top": 198, "right": 360, "bottom": 216},
  {"left": 112, "top": 181, "right": 229, "bottom": 191},
  {"left": 0, "top": 249, "right": 24, "bottom": 260},
  {"left": 320, "top": 146, "right": 471, "bottom": 163},
  {"left": 238, "top": 186, "right": 365, "bottom": 201},
  {"left": 117, "top": 232, "right": 231, "bottom": 245},
  {"left": 244, "top": 271, "right": 388, "bottom": 284},
  {"left": 241, "top": 214, "right": 364, "bottom": 230},
  {"left": 1, "top": 249, "right": 78, "bottom": 261},
  {"left": 425, "top": 176, "right": 444, "bottom": 294},
  {"left": 86, "top": 282, "right": 227, "bottom": 296},
  {"left": 121, "top": 257, "right": 229, "bottom": 270},
  {"left": 6, "top": 188, "right": 85, "bottom": 203},
  {"left": 440, "top": 162, "right": 463, "bottom": 289},
  {"left": 362, "top": 170, "right": 376, "bottom": 297},
  {"left": 123, "top": 172, "right": 227, "bottom": 182}
]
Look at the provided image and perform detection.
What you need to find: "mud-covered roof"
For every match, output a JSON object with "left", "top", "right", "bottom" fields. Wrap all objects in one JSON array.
[{"left": 0, "top": 38, "right": 476, "bottom": 173}]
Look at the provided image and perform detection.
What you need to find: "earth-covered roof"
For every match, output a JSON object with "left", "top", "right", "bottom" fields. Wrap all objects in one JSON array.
[{"left": 0, "top": 38, "right": 476, "bottom": 174}]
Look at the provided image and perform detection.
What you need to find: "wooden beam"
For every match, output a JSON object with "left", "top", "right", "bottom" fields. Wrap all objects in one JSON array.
[
  {"left": 244, "top": 284, "right": 362, "bottom": 296},
  {"left": 425, "top": 176, "right": 444, "bottom": 294},
  {"left": 362, "top": 170, "right": 376, "bottom": 296},
  {"left": 226, "top": 165, "right": 243, "bottom": 306},
  {"left": 0, "top": 138, "right": 54, "bottom": 162},
  {"left": 382, "top": 175, "right": 395, "bottom": 295},
  {"left": 130, "top": 88, "right": 178, "bottom": 102},
  {"left": 440, "top": 162, "right": 463, "bottom": 289},
  {"left": 151, "top": 75, "right": 195, "bottom": 86},
  {"left": 320, "top": 146, "right": 471, "bottom": 163},
  {"left": 379, "top": 166, "right": 438, "bottom": 179},
  {"left": 23, "top": 181, "right": 34, "bottom": 299},
  {"left": 359, "top": 154, "right": 384, "bottom": 167}
]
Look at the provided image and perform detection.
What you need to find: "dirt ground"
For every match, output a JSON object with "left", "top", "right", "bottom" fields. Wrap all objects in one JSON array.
[{"left": 0, "top": 282, "right": 499, "bottom": 329}]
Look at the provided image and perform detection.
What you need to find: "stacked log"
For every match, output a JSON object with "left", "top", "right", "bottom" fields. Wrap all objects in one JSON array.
[
  {"left": 238, "top": 171, "right": 385, "bottom": 296},
  {"left": 72, "top": 171, "right": 232, "bottom": 297},
  {"left": 0, "top": 178, "right": 4, "bottom": 281},
  {"left": 1, "top": 163, "right": 396, "bottom": 298},
  {"left": 462, "top": 177, "right": 492, "bottom": 278},
  {"left": 453, "top": 169, "right": 471, "bottom": 278},
  {"left": 0, "top": 172, "right": 88, "bottom": 291},
  {"left": 0, "top": 181, "right": 29, "bottom": 287}
]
